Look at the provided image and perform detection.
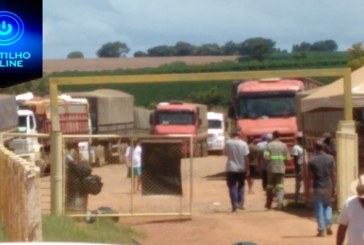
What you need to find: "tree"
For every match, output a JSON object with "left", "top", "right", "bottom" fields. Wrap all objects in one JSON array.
[
  {"left": 311, "top": 40, "right": 338, "bottom": 51},
  {"left": 147, "top": 45, "right": 173, "bottom": 56},
  {"left": 96, "top": 41, "right": 130, "bottom": 57},
  {"left": 347, "top": 42, "right": 364, "bottom": 59},
  {"left": 347, "top": 42, "right": 364, "bottom": 70},
  {"left": 173, "top": 41, "right": 194, "bottom": 56},
  {"left": 238, "top": 37, "right": 275, "bottom": 61},
  {"left": 222, "top": 41, "right": 239, "bottom": 55},
  {"left": 292, "top": 42, "right": 312, "bottom": 52},
  {"left": 133, "top": 51, "right": 148, "bottom": 57},
  {"left": 67, "top": 51, "right": 84, "bottom": 59},
  {"left": 194, "top": 43, "right": 222, "bottom": 55}
]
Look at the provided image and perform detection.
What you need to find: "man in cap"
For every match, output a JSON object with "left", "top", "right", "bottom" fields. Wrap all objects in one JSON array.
[
  {"left": 264, "top": 130, "right": 290, "bottom": 210},
  {"left": 224, "top": 130, "right": 250, "bottom": 212},
  {"left": 308, "top": 140, "right": 336, "bottom": 237},
  {"left": 337, "top": 174, "right": 364, "bottom": 244}
]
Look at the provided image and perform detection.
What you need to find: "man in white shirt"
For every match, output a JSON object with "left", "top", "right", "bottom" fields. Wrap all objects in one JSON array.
[
  {"left": 125, "top": 140, "right": 142, "bottom": 193},
  {"left": 337, "top": 174, "right": 364, "bottom": 245}
]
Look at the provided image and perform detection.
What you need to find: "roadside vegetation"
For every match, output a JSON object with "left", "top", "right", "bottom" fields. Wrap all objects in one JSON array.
[{"left": 0, "top": 215, "right": 145, "bottom": 244}]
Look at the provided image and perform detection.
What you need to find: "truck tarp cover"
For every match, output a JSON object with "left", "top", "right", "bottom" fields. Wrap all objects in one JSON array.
[
  {"left": 134, "top": 107, "right": 151, "bottom": 130},
  {"left": 68, "top": 89, "right": 134, "bottom": 125},
  {"left": 301, "top": 66, "right": 364, "bottom": 112},
  {"left": 0, "top": 95, "right": 17, "bottom": 131}
]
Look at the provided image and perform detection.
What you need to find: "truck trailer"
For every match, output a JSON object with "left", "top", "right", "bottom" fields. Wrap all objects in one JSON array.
[
  {"left": 67, "top": 89, "right": 151, "bottom": 164},
  {"left": 11, "top": 94, "right": 92, "bottom": 174}
]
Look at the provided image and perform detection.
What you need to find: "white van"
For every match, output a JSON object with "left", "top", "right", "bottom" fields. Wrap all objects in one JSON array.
[{"left": 207, "top": 112, "right": 225, "bottom": 154}]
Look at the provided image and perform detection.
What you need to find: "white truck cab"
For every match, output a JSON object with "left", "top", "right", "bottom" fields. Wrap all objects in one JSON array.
[
  {"left": 9, "top": 109, "right": 40, "bottom": 158},
  {"left": 18, "top": 109, "right": 37, "bottom": 134},
  {"left": 207, "top": 112, "right": 225, "bottom": 154}
]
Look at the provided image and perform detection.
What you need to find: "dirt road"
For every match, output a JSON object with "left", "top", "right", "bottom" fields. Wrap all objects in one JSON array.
[{"left": 115, "top": 155, "right": 338, "bottom": 245}]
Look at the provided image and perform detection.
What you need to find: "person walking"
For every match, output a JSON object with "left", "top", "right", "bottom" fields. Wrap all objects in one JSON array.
[
  {"left": 224, "top": 130, "right": 250, "bottom": 212},
  {"left": 292, "top": 133, "right": 304, "bottom": 202},
  {"left": 247, "top": 136, "right": 259, "bottom": 194},
  {"left": 336, "top": 174, "right": 364, "bottom": 245},
  {"left": 125, "top": 140, "right": 142, "bottom": 193},
  {"left": 308, "top": 140, "right": 336, "bottom": 237},
  {"left": 257, "top": 133, "right": 272, "bottom": 191},
  {"left": 264, "top": 130, "right": 290, "bottom": 210}
]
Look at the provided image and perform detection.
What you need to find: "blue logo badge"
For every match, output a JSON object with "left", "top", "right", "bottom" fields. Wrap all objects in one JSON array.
[{"left": 0, "top": 11, "right": 24, "bottom": 46}]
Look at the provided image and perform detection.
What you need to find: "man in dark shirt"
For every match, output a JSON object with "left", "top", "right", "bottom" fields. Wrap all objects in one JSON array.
[{"left": 308, "top": 140, "right": 336, "bottom": 237}]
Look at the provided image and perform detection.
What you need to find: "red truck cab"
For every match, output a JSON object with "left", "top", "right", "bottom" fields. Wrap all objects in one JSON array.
[
  {"left": 150, "top": 101, "right": 208, "bottom": 157},
  {"left": 229, "top": 78, "right": 305, "bottom": 172}
]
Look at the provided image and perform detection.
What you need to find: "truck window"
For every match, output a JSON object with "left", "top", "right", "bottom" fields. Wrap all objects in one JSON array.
[
  {"left": 157, "top": 111, "right": 194, "bottom": 125},
  {"left": 18, "top": 115, "right": 27, "bottom": 127},
  {"left": 208, "top": 120, "right": 222, "bottom": 129},
  {"left": 238, "top": 95, "right": 296, "bottom": 119}
]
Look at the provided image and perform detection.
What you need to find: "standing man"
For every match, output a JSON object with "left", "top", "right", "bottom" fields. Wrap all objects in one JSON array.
[
  {"left": 257, "top": 133, "right": 272, "bottom": 191},
  {"left": 125, "top": 139, "right": 143, "bottom": 193},
  {"left": 247, "top": 136, "right": 258, "bottom": 194},
  {"left": 224, "top": 130, "right": 250, "bottom": 212},
  {"left": 308, "top": 140, "right": 336, "bottom": 237},
  {"left": 337, "top": 174, "right": 364, "bottom": 245},
  {"left": 264, "top": 130, "right": 290, "bottom": 210},
  {"left": 292, "top": 133, "right": 304, "bottom": 202}
]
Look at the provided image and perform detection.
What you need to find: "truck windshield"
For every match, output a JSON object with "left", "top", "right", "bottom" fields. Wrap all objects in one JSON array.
[
  {"left": 157, "top": 111, "right": 195, "bottom": 125},
  {"left": 18, "top": 115, "right": 27, "bottom": 127},
  {"left": 208, "top": 120, "right": 222, "bottom": 129},
  {"left": 237, "top": 95, "right": 296, "bottom": 119}
]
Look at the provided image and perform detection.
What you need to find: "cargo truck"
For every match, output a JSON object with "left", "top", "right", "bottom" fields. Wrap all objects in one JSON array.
[
  {"left": 0, "top": 94, "right": 42, "bottom": 169},
  {"left": 228, "top": 78, "right": 306, "bottom": 172},
  {"left": 149, "top": 101, "right": 208, "bottom": 157},
  {"left": 10, "top": 94, "right": 92, "bottom": 174},
  {"left": 67, "top": 89, "right": 151, "bottom": 164}
]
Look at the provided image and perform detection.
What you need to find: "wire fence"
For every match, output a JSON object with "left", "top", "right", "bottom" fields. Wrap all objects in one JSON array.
[{"left": 2, "top": 133, "right": 195, "bottom": 220}]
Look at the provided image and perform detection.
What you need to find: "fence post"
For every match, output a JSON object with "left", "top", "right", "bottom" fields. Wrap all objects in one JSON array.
[
  {"left": 336, "top": 121, "right": 357, "bottom": 209},
  {"left": 51, "top": 131, "right": 63, "bottom": 215}
]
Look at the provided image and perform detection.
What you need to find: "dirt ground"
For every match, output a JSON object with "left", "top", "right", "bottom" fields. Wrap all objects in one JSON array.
[{"left": 89, "top": 155, "right": 338, "bottom": 245}]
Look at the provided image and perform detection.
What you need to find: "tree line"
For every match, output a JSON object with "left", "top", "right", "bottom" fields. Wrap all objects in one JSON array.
[{"left": 67, "top": 38, "right": 341, "bottom": 62}]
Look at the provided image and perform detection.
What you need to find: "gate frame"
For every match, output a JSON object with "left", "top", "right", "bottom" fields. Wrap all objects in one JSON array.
[{"left": 49, "top": 68, "right": 354, "bottom": 215}]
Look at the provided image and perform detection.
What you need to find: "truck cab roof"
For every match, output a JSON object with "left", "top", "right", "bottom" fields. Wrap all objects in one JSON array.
[{"left": 238, "top": 79, "right": 304, "bottom": 93}]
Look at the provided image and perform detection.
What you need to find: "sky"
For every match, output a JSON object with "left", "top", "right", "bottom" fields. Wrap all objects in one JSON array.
[{"left": 43, "top": 0, "right": 364, "bottom": 59}]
